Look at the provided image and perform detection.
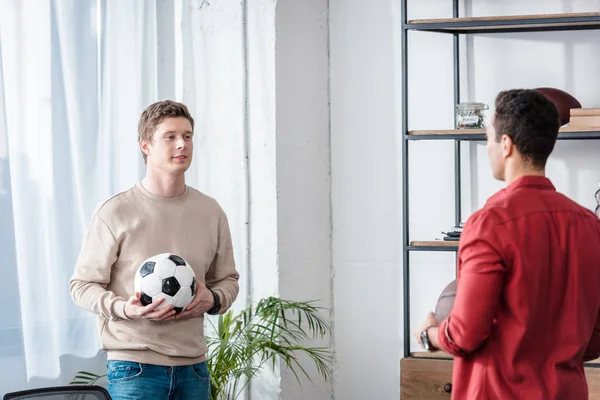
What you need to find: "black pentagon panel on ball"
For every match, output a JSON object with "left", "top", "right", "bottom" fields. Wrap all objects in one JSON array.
[
  {"left": 162, "top": 277, "right": 181, "bottom": 297},
  {"left": 140, "top": 292, "right": 153, "bottom": 306},
  {"left": 173, "top": 307, "right": 184, "bottom": 314},
  {"left": 191, "top": 277, "right": 197, "bottom": 295},
  {"left": 168, "top": 255, "right": 186, "bottom": 266},
  {"left": 139, "top": 261, "right": 156, "bottom": 277}
]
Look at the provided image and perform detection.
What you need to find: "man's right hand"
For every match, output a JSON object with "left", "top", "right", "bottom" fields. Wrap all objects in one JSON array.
[{"left": 123, "top": 292, "right": 176, "bottom": 321}]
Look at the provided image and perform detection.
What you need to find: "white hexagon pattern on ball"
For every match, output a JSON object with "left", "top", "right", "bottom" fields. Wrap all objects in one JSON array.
[
  {"left": 173, "top": 287, "right": 193, "bottom": 309},
  {"left": 153, "top": 258, "right": 177, "bottom": 279},
  {"left": 174, "top": 265, "right": 195, "bottom": 288},
  {"left": 141, "top": 274, "right": 162, "bottom": 297}
]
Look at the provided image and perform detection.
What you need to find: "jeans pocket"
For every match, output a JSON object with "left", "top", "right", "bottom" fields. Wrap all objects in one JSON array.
[
  {"left": 107, "top": 361, "right": 143, "bottom": 383},
  {"left": 191, "top": 362, "right": 210, "bottom": 381}
]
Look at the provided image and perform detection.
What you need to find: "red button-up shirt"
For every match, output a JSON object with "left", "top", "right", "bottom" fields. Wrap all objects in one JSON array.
[{"left": 438, "top": 176, "right": 600, "bottom": 399}]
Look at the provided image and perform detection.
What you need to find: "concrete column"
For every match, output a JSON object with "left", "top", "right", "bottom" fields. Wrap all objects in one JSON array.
[
  {"left": 274, "top": 1, "right": 333, "bottom": 399},
  {"left": 187, "top": 1, "right": 333, "bottom": 398}
]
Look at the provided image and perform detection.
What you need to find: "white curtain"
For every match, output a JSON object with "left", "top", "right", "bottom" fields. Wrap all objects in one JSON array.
[{"left": 0, "top": 0, "right": 249, "bottom": 393}]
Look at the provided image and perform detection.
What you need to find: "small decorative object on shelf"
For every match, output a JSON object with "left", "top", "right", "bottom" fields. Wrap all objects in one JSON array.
[
  {"left": 455, "top": 102, "right": 489, "bottom": 129},
  {"left": 441, "top": 222, "right": 464, "bottom": 241},
  {"left": 570, "top": 108, "right": 600, "bottom": 128},
  {"left": 533, "top": 87, "right": 581, "bottom": 126}
]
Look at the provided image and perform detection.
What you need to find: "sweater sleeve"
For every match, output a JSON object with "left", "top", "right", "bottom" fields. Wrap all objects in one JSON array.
[
  {"left": 205, "top": 212, "right": 240, "bottom": 314},
  {"left": 69, "top": 213, "right": 130, "bottom": 321}
]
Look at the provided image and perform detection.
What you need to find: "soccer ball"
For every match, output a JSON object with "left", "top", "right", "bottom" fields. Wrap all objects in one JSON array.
[{"left": 133, "top": 253, "right": 197, "bottom": 314}]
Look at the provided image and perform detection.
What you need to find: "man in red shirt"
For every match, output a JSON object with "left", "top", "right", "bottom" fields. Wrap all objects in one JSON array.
[{"left": 415, "top": 89, "right": 600, "bottom": 399}]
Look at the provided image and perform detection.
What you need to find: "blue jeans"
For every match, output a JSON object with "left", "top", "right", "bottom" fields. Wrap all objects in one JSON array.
[{"left": 106, "top": 360, "right": 210, "bottom": 400}]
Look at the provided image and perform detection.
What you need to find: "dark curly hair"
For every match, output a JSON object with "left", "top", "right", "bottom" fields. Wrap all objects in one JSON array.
[{"left": 493, "top": 89, "right": 560, "bottom": 168}]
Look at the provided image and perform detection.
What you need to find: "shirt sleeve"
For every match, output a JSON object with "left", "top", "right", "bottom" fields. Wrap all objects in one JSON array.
[
  {"left": 438, "top": 210, "right": 507, "bottom": 357},
  {"left": 585, "top": 220, "right": 600, "bottom": 361},
  {"left": 205, "top": 212, "right": 240, "bottom": 314},
  {"left": 69, "top": 212, "right": 131, "bottom": 321}
]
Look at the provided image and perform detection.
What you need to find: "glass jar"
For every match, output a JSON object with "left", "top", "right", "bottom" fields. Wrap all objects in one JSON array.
[{"left": 456, "top": 102, "right": 489, "bottom": 129}]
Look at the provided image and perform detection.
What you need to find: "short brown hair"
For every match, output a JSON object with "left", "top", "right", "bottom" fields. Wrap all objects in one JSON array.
[{"left": 138, "top": 100, "right": 195, "bottom": 162}]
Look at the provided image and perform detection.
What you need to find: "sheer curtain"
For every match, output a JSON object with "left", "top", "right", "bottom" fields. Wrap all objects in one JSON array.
[{"left": 0, "top": 0, "right": 249, "bottom": 393}]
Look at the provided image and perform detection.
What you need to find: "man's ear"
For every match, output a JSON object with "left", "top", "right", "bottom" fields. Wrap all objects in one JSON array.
[
  {"left": 501, "top": 134, "right": 514, "bottom": 159},
  {"left": 140, "top": 139, "right": 151, "bottom": 158}
]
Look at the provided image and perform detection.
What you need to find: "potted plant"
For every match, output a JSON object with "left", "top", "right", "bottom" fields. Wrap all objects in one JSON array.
[{"left": 71, "top": 297, "right": 333, "bottom": 400}]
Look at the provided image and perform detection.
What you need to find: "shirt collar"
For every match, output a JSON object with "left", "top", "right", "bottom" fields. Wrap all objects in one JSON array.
[{"left": 506, "top": 175, "right": 556, "bottom": 192}]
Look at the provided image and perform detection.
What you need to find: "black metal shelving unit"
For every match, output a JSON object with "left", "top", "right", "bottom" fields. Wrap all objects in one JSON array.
[{"left": 400, "top": 2, "right": 600, "bottom": 358}]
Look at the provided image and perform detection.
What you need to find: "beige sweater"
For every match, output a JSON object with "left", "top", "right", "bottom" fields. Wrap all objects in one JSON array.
[{"left": 70, "top": 183, "right": 239, "bottom": 366}]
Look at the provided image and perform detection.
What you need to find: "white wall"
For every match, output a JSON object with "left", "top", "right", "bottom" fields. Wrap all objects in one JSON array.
[
  {"left": 330, "top": 0, "right": 403, "bottom": 398},
  {"left": 185, "top": 2, "right": 331, "bottom": 399},
  {"left": 246, "top": 0, "right": 335, "bottom": 398},
  {"left": 190, "top": 1, "right": 334, "bottom": 399},
  {"left": 330, "top": 1, "right": 600, "bottom": 399},
  {"left": 275, "top": 1, "right": 333, "bottom": 399}
]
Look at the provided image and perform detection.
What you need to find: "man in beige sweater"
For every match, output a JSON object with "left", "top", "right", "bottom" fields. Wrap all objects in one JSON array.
[{"left": 70, "top": 100, "right": 239, "bottom": 400}]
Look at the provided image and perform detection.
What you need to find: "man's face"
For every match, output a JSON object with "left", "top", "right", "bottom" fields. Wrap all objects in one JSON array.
[
  {"left": 142, "top": 116, "right": 194, "bottom": 175},
  {"left": 486, "top": 113, "right": 505, "bottom": 181}
]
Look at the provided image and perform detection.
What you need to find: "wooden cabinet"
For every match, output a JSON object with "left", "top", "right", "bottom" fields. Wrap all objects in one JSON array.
[
  {"left": 401, "top": 358, "right": 453, "bottom": 399},
  {"left": 585, "top": 365, "right": 600, "bottom": 396},
  {"left": 401, "top": 357, "right": 600, "bottom": 399}
]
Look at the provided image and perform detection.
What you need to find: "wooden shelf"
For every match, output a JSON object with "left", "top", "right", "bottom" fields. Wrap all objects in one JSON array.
[
  {"left": 410, "top": 351, "right": 600, "bottom": 365},
  {"left": 410, "top": 241, "right": 458, "bottom": 247},
  {"left": 406, "top": 127, "right": 600, "bottom": 141},
  {"left": 409, "top": 129, "right": 485, "bottom": 135},
  {"left": 408, "top": 241, "right": 459, "bottom": 252},
  {"left": 406, "top": 12, "right": 600, "bottom": 34},
  {"left": 409, "top": 12, "right": 600, "bottom": 25},
  {"left": 409, "top": 127, "right": 600, "bottom": 135},
  {"left": 411, "top": 351, "right": 453, "bottom": 359}
]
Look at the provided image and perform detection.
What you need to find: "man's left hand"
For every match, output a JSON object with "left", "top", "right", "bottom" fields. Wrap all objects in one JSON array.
[
  {"left": 414, "top": 311, "right": 439, "bottom": 348},
  {"left": 175, "top": 282, "right": 214, "bottom": 320}
]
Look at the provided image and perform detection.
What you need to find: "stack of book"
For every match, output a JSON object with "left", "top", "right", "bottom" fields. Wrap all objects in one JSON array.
[
  {"left": 569, "top": 108, "right": 600, "bottom": 128},
  {"left": 442, "top": 223, "right": 464, "bottom": 241}
]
